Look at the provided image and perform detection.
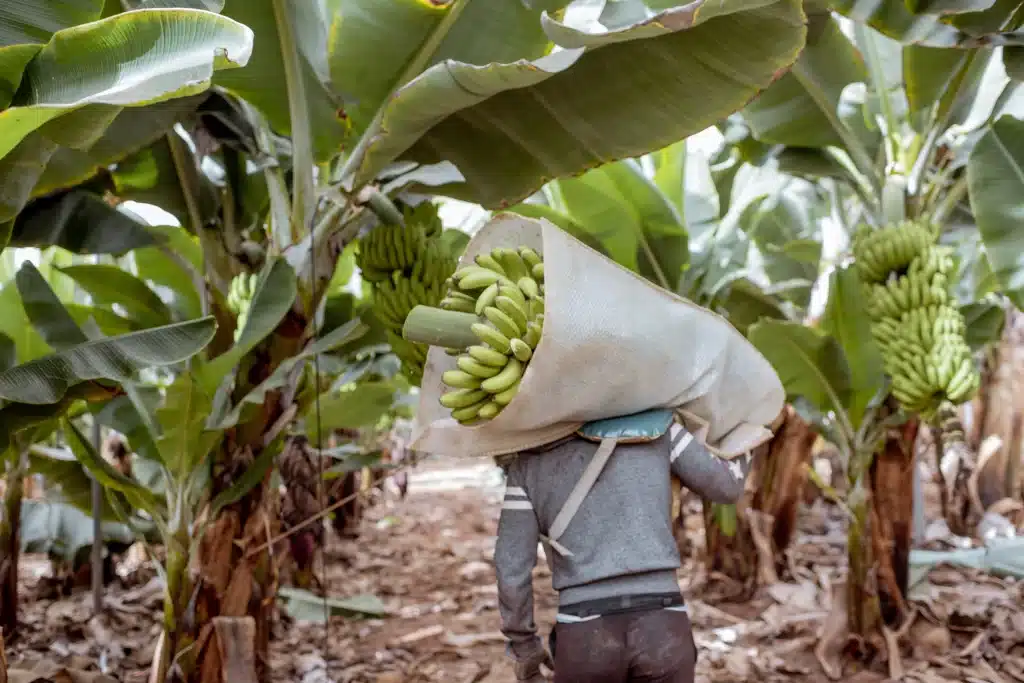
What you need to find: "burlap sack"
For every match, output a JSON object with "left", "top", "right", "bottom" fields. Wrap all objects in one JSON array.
[{"left": 411, "top": 213, "right": 785, "bottom": 459}]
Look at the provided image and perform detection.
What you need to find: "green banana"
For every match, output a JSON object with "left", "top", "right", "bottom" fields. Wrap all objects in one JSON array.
[
  {"left": 472, "top": 323, "right": 512, "bottom": 354},
  {"left": 440, "top": 388, "right": 488, "bottom": 410},
  {"left": 495, "top": 296, "right": 529, "bottom": 332},
  {"left": 510, "top": 338, "right": 533, "bottom": 362},
  {"left": 458, "top": 268, "right": 503, "bottom": 290},
  {"left": 457, "top": 356, "right": 503, "bottom": 379},
  {"left": 481, "top": 358, "right": 524, "bottom": 393},
  {"left": 519, "top": 247, "right": 542, "bottom": 269},
  {"left": 475, "top": 282, "right": 500, "bottom": 316},
  {"left": 442, "top": 369, "right": 483, "bottom": 390},
  {"left": 518, "top": 276, "right": 540, "bottom": 299},
  {"left": 477, "top": 402, "right": 502, "bottom": 420},
  {"left": 484, "top": 306, "right": 524, "bottom": 339},
  {"left": 452, "top": 401, "right": 487, "bottom": 423},
  {"left": 493, "top": 380, "right": 521, "bottom": 406},
  {"left": 475, "top": 253, "right": 506, "bottom": 276},
  {"left": 468, "top": 345, "right": 509, "bottom": 367}
]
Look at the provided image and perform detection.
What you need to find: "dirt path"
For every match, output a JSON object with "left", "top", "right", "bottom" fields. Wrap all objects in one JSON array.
[{"left": 7, "top": 457, "right": 1024, "bottom": 682}]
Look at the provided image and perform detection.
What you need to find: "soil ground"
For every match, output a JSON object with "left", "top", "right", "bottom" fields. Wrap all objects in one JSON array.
[{"left": 5, "top": 456, "right": 1024, "bottom": 682}]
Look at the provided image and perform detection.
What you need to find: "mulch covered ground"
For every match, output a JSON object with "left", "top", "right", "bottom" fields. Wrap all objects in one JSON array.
[{"left": 6, "top": 457, "right": 1024, "bottom": 682}]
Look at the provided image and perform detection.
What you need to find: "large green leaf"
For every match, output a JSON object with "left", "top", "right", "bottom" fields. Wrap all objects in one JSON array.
[
  {"left": 21, "top": 499, "right": 136, "bottom": 566},
  {"left": 553, "top": 159, "right": 688, "bottom": 290},
  {"left": 58, "top": 264, "right": 172, "bottom": 329},
  {"left": 211, "top": 318, "right": 367, "bottom": 429},
  {"left": 819, "top": 266, "right": 884, "bottom": 428},
  {"left": 0, "top": 332, "right": 14, "bottom": 372},
  {"left": 15, "top": 262, "right": 89, "bottom": 351},
  {"left": 0, "top": 317, "right": 216, "bottom": 404},
  {"left": 0, "top": 130, "right": 55, "bottom": 222},
  {"left": 0, "top": 1, "right": 106, "bottom": 46},
  {"left": 903, "top": 45, "right": 968, "bottom": 126},
  {"left": 832, "top": 0, "right": 1021, "bottom": 46},
  {"left": 198, "top": 258, "right": 297, "bottom": 391},
  {"left": 743, "top": 192, "right": 820, "bottom": 308},
  {"left": 111, "top": 134, "right": 220, "bottom": 228},
  {"left": 30, "top": 95, "right": 205, "bottom": 200},
  {"left": 960, "top": 301, "right": 1006, "bottom": 351},
  {"left": 718, "top": 278, "right": 789, "bottom": 335},
  {"left": 747, "top": 319, "right": 853, "bottom": 416},
  {"left": 1, "top": 8, "right": 254, "bottom": 163},
  {"left": 92, "top": 388, "right": 162, "bottom": 462},
  {"left": 305, "top": 381, "right": 396, "bottom": 442},
  {"left": 967, "top": 115, "right": 1024, "bottom": 309},
  {"left": 62, "top": 418, "right": 163, "bottom": 518},
  {"left": 65, "top": 304, "right": 140, "bottom": 337},
  {"left": 0, "top": 279, "right": 50, "bottom": 363},
  {"left": 132, "top": 229, "right": 203, "bottom": 321},
  {"left": 155, "top": 371, "right": 219, "bottom": 479},
  {"left": 327, "top": 0, "right": 554, "bottom": 142},
  {"left": 355, "top": 0, "right": 807, "bottom": 209},
  {"left": 213, "top": 0, "right": 345, "bottom": 162},
  {"left": 10, "top": 190, "right": 161, "bottom": 254},
  {"left": 27, "top": 447, "right": 120, "bottom": 521},
  {"left": 744, "top": 11, "right": 869, "bottom": 149},
  {"left": 651, "top": 139, "right": 722, "bottom": 234}
]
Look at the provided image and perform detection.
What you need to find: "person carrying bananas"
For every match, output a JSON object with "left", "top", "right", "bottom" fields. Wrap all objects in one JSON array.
[{"left": 494, "top": 408, "right": 752, "bottom": 682}]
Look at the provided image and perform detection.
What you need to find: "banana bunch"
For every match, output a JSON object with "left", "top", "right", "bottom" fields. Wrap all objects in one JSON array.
[
  {"left": 357, "top": 203, "right": 458, "bottom": 384},
  {"left": 226, "top": 273, "right": 258, "bottom": 341},
  {"left": 852, "top": 220, "right": 938, "bottom": 284},
  {"left": 853, "top": 221, "right": 979, "bottom": 418},
  {"left": 439, "top": 246, "right": 546, "bottom": 425},
  {"left": 357, "top": 202, "right": 442, "bottom": 283}
]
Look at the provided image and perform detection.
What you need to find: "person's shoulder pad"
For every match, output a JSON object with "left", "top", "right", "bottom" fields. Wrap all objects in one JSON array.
[{"left": 576, "top": 408, "right": 674, "bottom": 444}]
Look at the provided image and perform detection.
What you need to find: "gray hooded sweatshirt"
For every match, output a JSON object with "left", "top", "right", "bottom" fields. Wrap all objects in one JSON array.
[{"left": 493, "top": 422, "right": 751, "bottom": 655}]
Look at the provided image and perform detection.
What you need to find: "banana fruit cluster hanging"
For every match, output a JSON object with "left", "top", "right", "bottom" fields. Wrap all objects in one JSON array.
[
  {"left": 853, "top": 220, "right": 979, "bottom": 418},
  {"left": 438, "top": 247, "right": 546, "bottom": 425},
  {"left": 226, "top": 273, "right": 257, "bottom": 342},
  {"left": 357, "top": 203, "right": 458, "bottom": 384}
]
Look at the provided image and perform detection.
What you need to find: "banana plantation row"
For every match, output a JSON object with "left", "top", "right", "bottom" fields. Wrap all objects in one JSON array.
[{"left": 2, "top": 0, "right": 1024, "bottom": 682}]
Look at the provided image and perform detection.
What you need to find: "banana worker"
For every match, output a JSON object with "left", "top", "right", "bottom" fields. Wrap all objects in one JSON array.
[{"left": 493, "top": 409, "right": 751, "bottom": 682}]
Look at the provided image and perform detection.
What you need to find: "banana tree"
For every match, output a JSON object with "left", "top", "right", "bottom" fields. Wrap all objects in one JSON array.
[
  {"left": 0, "top": 260, "right": 217, "bottom": 636},
  {"left": 738, "top": 1, "right": 1021, "bottom": 534},
  {"left": 747, "top": 267, "right": 911, "bottom": 676},
  {"left": 723, "top": 2, "right": 1013, "bottom": 673},
  {"left": 22, "top": 2, "right": 809, "bottom": 681}
]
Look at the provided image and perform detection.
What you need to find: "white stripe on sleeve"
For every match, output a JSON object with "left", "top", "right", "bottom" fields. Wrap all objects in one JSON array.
[{"left": 670, "top": 432, "right": 693, "bottom": 463}]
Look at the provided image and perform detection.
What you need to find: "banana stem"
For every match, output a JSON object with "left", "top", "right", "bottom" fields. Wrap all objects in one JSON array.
[{"left": 403, "top": 306, "right": 479, "bottom": 349}]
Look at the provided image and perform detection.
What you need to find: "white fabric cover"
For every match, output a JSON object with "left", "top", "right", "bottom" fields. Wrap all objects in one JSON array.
[{"left": 411, "top": 213, "right": 785, "bottom": 460}]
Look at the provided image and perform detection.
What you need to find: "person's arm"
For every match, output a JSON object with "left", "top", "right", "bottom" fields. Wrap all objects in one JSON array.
[
  {"left": 493, "top": 460, "right": 546, "bottom": 668},
  {"left": 668, "top": 422, "right": 752, "bottom": 503}
]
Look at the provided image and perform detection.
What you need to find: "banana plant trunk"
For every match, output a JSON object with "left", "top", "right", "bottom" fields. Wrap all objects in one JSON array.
[
  {"left": 185, "top": 311, "right": 308, "bottom": 683},
  {"left": 279, "top": 435, "right": 324, "bottom": 590},
  {"left": 967, "top": 308, "right": 1024, "bottom": 509},
  {"left": 703, "top": 406, "right": 816, "bottom": 592},
  {"left": 0, "top": 450, "right": 26, "bottom": 637},
  {"left": 847, "top": 416, "right": 919, "bottom": 649}
]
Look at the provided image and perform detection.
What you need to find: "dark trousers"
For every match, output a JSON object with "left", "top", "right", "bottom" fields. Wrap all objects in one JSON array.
[{"left": 550, "top": 608, "right": 697, "bottom": 682}]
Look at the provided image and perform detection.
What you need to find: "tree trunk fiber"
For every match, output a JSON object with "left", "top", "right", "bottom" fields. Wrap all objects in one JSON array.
[
  {"left": 867, "top": 418, "right": 918, "bottom": 628},
  {"left": 0, "top": 454, "right": 26, "bottom": 639},
  {"left": 967, "top": 308, "right": 1024, "bottom": 510},
  {"left": 185, "top": 312, "right": 307, "bottom": 683},
  {"left": 703, "top": 406, "right": 816, "bottom": 593},
  {"left": 845, "top": 415, "right": 919, "bottom": 662}
]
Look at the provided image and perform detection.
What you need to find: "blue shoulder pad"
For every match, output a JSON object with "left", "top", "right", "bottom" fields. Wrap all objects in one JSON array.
[{"left": 577, "top": 408, "right": 674, "bottom": 444}]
